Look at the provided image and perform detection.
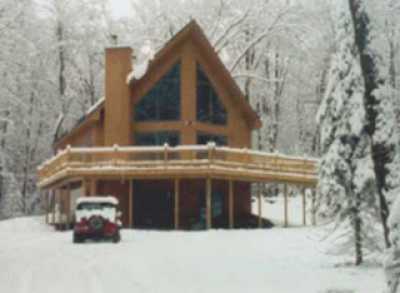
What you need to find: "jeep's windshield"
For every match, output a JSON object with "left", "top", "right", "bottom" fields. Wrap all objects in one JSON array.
[{"left": 76, "top": 202, "right": 116, "bottom": 211}]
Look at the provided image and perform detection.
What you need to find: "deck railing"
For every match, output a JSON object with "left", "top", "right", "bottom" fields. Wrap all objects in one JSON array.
[{"left": 37, "top": 144, "right": 318, "bottom": 187}]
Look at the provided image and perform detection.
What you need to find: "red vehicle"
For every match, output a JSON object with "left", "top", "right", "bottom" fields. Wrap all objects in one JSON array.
[{"left": 73, "top": 196, "right": 122, "bottom": 243}]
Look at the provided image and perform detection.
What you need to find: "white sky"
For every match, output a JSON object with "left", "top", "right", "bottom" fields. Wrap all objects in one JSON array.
[{"left": 110, "top": 0, "right": 133, "bottom": 18}]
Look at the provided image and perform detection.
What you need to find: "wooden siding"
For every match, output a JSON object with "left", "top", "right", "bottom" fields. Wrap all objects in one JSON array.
[{"left": 57, "top": 35, "right": 252, "bottom": 150}]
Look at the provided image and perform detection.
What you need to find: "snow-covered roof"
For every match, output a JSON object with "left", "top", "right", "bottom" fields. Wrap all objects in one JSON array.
[
  {"left": 86, "top": 97, "right": 105, "bottom": 115},
  {"left": 126, "top": 61, "right": 149, "bottom": 83},
  {"left": 126, "top": 42, "right": 155, "bottom": 84},
  {"left": 76, "top": 196, "right": 119, "bottom": 206}
]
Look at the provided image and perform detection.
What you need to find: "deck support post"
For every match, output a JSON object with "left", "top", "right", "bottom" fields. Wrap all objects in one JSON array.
[
  {"left": 229, "top": 180, "right": 234, "bottom": 229},
  {"left": 45, "top": 190, "right": 49, "bottom": 225},
  {"left": 52, "top": 189, "right": 56, "bottom": 227},
  {"left": 90, "top": 179, "right": 97, "bottom": 196},
  {"left": 206, "top": 177, "right": 212, "bottom": 230},
  {"left": 302, "top": 187, "right": 307, "bottom": 226},
  {"left": 174, "top": 178, "right": 180, "bottom": 230},
  {"left": 81, "top": 179, "right": 86, "bottom": 196},
  {"left": 128, "top": 180, "right": 133, "bottom": 228},
  {"left": 59, "top": 188, "right": 65, "bottom": 230},
  {"left": 66, "top": 184, "right": 71, "bottom": 229},
  {"left": 284, "top": 184, "right": 288, "bottom": 228},
  {"left": 257, "top": 183, "right": 262, "bottom": 228},
  {"left": 311, "top": 188, "right": 317, "bottom": 226},
  {"left": 84, "top": 178, "right": 96, "bottom": 196}
]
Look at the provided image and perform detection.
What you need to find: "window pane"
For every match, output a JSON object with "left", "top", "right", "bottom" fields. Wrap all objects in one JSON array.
[
  {"left": 196, "top": 64, "right": 227, "bottom": 125},
  {"left": 135, "top": 133, "right": 157, "bottom": 146},
  {"left": 211, "top": 91, "right": 227, "bottom": 124},
  {"left": 135, "top": 62, "right": 181, "bottom": 121}
]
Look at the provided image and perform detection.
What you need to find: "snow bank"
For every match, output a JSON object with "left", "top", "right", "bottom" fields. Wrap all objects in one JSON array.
[
  {"left": 0, "top": 215, "right": 384, "bottom": 293},
  {"left": 0, "top": 216, "right": 50, "bottom": 233}
]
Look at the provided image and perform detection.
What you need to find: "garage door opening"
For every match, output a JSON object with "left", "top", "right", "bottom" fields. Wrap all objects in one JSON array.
[{"left": 133, "top": 180, "right": 174, "bottom": 230}]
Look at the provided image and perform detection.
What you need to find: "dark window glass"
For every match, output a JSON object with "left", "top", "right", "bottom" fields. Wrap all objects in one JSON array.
[
  {"left": 135, "top": 63, "right": 181, "bottom": 121},
  {"left": 196, "top": 64, "right": 227, "bottom": 125},
  {"left": 135, "top": 131, "right": 180, "bottom": 147},
  {"left": 197, "top": 133, "right": 227, "bottom": 146}
]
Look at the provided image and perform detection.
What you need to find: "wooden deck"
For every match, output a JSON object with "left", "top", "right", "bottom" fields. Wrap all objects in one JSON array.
[{"left": 37, "top": 144, "right": 318, "bottom": 189}]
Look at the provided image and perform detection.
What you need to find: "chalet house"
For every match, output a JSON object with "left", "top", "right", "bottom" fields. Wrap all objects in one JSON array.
[{"left": 38, "top": 21, "right": 317, "bottom": 230}]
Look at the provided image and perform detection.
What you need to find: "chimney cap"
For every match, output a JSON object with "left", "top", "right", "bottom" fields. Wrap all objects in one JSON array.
[
  {"left": 105, "top": 46, "right": 133, "bottom": 52},
  {"left": 111, "top": 34, "right": 118, "bottom": 45}
]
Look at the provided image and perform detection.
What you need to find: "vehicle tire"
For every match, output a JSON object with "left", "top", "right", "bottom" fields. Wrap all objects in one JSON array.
[
  {"left": 73, "top": 234, "right": 83, "bottom": 244},
  {"left": 112, "top": 231, "right": 121, "bottom": 243}
]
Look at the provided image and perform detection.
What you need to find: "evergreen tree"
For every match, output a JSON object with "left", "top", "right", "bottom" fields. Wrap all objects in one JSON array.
[
  {"left": 348, "top": 0, "right": 400, "bottom": 248},
  {"left": 385, "top": 195, "right": 400, "bottom": 293},
  {"left": 317, "top": 0, "right": 376, "bottom": 265}
]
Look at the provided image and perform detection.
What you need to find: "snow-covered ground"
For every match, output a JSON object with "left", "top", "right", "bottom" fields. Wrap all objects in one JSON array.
[{"left": 0, "top": 197, "right": 384, "bottom": 293}]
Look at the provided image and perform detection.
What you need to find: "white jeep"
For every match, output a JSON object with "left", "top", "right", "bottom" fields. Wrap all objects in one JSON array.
[{"left": 73, "top": 196, "right": 122, "bottom": 243}]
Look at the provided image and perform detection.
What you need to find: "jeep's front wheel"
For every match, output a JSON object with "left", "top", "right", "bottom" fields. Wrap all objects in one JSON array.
[
  {"left": 73, "top": 234, "right": 83, "bottom": 244},
  {"left": 112, "top": 231, "right": 120, "bottom": 243}
]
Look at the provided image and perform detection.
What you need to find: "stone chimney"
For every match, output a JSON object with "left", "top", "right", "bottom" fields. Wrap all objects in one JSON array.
[{"left": 104, "top": 47, "right": 133, "bottom": 146}]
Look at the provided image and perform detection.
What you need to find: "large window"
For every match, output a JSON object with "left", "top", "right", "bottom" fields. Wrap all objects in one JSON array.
[
  {"left": 135, "top": 131, "right": 180, "bottom": 146},
  {"left": 134, "top": 62, "right": 181, "bottom": 121},
  {"left": 197, "top": 132, "right": 227, "bottom": 146},
  {"left": 196, "top": 63, "right": 227, "bottom": 125}
]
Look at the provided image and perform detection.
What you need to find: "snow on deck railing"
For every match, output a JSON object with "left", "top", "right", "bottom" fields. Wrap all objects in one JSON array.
[{"left": 37, "top": 144, "right": 318, "bottom": 183}]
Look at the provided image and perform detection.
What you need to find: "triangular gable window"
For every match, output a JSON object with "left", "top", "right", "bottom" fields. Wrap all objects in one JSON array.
[
  {"left": 196, "top": 63, "right": 227, "bottom": 125},
  {"left": 135, "top": 62, "right": 181, "bottom": 121}
]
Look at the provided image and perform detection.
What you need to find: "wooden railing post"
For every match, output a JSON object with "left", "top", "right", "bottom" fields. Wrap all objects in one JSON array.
[
  {"left": 208, "top": 142, "right": 216, "bottom": 165},
  {"left": 113, "top": 144, "right": 119, "bottom": 165},
  {"left": 164, "top": 143, "right": 169, "bottom": 167},
  {"left": 66, "top": 145, "right": 71, "bottom": 163},
  {"left": 243, "top": 148, "right": 248, "bottom": 164}
]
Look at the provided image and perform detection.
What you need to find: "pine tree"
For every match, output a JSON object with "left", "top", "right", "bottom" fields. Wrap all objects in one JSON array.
[
  {"left": 385, "top": 196, "right": 400, "bottom": 293},
  {"left": 317, "top": 0, "right": 376, "bottom": 265},
  {"left": 348, "top": 0, "right": 400, "bottom": 248}
]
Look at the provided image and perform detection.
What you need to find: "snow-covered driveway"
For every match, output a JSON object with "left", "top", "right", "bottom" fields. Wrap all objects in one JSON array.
[{"left": 0, "top": 217, "right": 383, "bottom": 293}]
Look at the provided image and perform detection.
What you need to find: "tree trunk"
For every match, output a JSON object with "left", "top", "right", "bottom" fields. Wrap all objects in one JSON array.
[
  {"left": 53, "top": 18, "right": 67, "bottom": 147},
  {"left": 354, "top": 192, "right": 363, "bottom": 265},
  {"left": 57, "top": 20, "right": 66, "bottom": 99}
]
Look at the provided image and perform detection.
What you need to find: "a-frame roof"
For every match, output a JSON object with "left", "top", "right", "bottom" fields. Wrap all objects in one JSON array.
[
  {"left": 55, "top": 20, "right": 261, "bottom": 147},
  {"left": 129, "top": 20, "right": 261, "bottom": 129}
]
